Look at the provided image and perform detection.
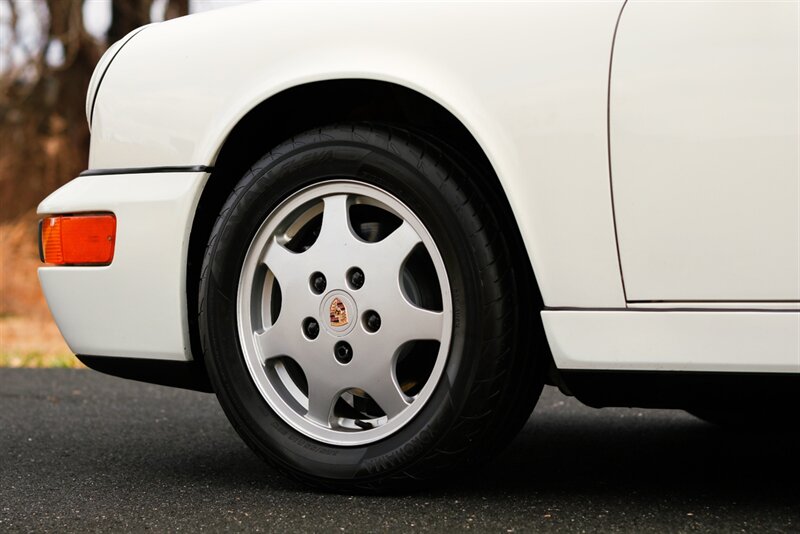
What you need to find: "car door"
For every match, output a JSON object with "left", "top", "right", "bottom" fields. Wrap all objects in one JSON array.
[{"left": 609, "top": 0, "right": 799, "bottom": 304}]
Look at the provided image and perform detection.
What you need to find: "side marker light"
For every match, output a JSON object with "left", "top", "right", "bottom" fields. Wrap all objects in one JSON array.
[{"left": 40, "top": 214, "right": 116, "bottom": 266}]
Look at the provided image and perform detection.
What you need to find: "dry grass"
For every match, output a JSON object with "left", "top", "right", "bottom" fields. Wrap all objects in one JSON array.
[
  {"left": 0, "top": 315, "right": 80, "bottom": 368},
  {"left": 0, "top": 213, "right": 81, "bottom": 368}
]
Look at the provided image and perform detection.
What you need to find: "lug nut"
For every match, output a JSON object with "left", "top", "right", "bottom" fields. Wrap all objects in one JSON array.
[
  {"left": 334, "top": 341, "right": 353, "bottom": 364},
  {"left": 303, "top": 318, "right": 319, "bottom": 340},
  {"left": 310, "top": 272, "right": 327, "bottom": 294},
  {"left": 364, "top": 310, "right": 381, "bottom": 333},
  {"left": 348, "top": 267, "right": 365, "bottom": 290}
]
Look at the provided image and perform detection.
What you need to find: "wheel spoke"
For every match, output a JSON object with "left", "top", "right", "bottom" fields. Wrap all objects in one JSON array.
[
  {"left": 317, "top": 194, "right": 352, "bottom": 245},
  {"left": 375, "top": 221, "right": 422, "bottom": 269},
  {"left": 306, "top": 379, "right": 342, "bottom": 426},
  {"left": 254, "top": 318, "right": 296, "bottom": 362},
  {"left": 390, "top": 302, "right": 444, "bottom": 345},
  {"left": 262, "top": 236, "right": 297, "bottom": 285},
  {"left": 366, "top": 373, "right": 411, "bottom": 419}
]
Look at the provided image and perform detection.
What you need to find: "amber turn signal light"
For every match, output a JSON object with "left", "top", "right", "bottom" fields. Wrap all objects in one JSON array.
[{"left": 40, "top": 214, "right": 116, "bottom": 266}]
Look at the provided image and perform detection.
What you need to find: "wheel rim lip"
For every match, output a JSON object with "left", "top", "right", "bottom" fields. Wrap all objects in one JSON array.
[{"left": 236, "top": 180, "right": 453, "bottom": 447}]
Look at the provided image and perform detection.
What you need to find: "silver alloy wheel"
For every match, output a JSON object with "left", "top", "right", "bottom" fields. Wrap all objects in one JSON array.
[{"left": 237, "top": 181, "right": 452, "bottom": 446}]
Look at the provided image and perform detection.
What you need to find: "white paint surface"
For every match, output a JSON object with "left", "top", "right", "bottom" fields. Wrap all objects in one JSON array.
[
  {"left": 543, "top": 310, "right": 800, "bottom": 373},
  {"left": 611, "top": 1, "right": 800, "bottom": 301}
]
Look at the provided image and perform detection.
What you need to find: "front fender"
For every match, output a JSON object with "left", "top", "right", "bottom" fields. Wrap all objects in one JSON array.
[{"left": 91, "top": 1, "right": 626, "bottom": 308}]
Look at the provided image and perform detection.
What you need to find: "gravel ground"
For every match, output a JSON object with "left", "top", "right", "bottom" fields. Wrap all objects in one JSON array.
[{"left": 1, "top": 369, "right": 798, "bottom": 532}]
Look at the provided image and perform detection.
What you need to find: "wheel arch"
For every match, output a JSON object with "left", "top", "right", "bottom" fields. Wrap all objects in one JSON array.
[{"left": 185, "top": 79, "right": 545, "bottom": 372}]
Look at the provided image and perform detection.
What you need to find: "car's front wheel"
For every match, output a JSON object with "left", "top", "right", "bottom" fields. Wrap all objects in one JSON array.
[{"left": 199, "top": 124, "right": 542, "bottom": 490}]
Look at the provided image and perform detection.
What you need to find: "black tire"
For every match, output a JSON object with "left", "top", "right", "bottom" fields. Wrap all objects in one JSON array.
[{"left": 198, "top": 124, "right": 543, "bottom": 491}]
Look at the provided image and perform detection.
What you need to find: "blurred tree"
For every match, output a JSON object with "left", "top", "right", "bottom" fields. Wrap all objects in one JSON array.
[
  {"left": 0, "top": 0, "right": 188, "bottom": 221},
  {"left": 108, "top": 0, "right": 152, "bottom": 43}
]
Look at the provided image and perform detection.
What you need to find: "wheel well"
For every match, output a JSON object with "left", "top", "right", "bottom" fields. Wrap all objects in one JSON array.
[{"left": 186, "top": 79, "right": 544, "bottom": 373}]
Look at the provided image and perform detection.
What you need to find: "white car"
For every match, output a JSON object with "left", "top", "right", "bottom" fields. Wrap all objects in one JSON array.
[{"left": 38, "top": 1, "right": 799, "bottom": 490}]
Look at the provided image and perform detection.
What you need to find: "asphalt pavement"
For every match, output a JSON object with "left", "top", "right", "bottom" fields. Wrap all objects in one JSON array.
[{"left": 1, "top": 369, "right": 798, "bottom": 532}]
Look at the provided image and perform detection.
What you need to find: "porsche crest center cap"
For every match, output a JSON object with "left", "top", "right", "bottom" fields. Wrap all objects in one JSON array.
[
  {"left": 320, "top": 291, "right": 357, "bottom": 336},
  {"left": 330, "top": 297, "right": 348, "bottom": 327}
]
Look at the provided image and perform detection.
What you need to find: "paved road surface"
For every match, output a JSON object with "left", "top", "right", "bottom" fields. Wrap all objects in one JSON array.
[{"left": 1, "top": 369, "right": 798, "bottom": 532}]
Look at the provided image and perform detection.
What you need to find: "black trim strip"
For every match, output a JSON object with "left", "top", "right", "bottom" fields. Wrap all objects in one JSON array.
[
  {"left": 79, "top": 165, "right": 213, "bottom": 177},
  {"left": 628, "top": 299, "right": 800, "bottom": 304},
  {"left": 77, "top": 355, "right": 213, "bottom": 393},
  {"left": 544, "top": 306, "right": 799, "bottom": 313},
  {"left": 559, "top": 369, "right": 800, "bottom": 409}
]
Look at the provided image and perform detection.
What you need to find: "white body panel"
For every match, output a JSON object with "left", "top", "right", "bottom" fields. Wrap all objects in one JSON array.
[
  {"left": 611, "top": 1, "right": 800, "bottom": 302},
  {"left": 90, "top": 1, "right": 626, "bottom": 308},
  {"left": 36, "top": 2, "right": 800, "bottom": 374},
  {"left": 38, "top": 172, "right": 208, "bottom": 360},
  {"left": 542, "top": 310, "right": 800, "bottom": 373}
]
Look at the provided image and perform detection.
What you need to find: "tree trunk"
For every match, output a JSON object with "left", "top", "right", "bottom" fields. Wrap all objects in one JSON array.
[
  {"left": 0, "top": 0, "right": 189, "bottom": 222},
  {"left": 108, "top": 0, "right": 153, "bottom": 44}
]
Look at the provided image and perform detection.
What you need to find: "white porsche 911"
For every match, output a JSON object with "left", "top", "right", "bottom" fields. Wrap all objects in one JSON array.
[{"left": 38, "top": 1, "right": 799, "bottom": 490}]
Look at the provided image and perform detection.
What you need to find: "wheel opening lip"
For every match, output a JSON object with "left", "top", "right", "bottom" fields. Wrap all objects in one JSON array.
[{"left": 236, "top": 179, "right": 453, "bottom": 447}]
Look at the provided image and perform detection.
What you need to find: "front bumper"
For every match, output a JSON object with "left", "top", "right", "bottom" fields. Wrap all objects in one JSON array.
[{"left": 38, "top": 170, "right": 209, "bottom": 361}]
